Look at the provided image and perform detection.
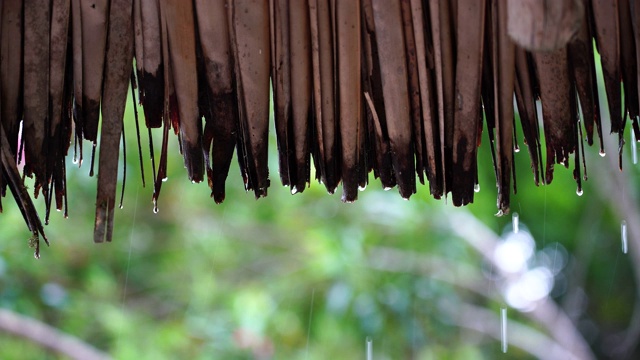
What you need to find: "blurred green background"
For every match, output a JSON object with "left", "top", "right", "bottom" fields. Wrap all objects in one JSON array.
[{"left": 1, "top": 85, "right": 639, "bottom": 359}]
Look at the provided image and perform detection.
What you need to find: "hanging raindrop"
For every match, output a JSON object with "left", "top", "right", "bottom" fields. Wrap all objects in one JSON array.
[
  {"left": 474, "top": 183, "right": 481, "bottom": 193},
  {"left": 512, "top": 212, "right": 519, "bottom": 233},
  {"left": 576, "top": 187, "right": 583, "bottom": 196},
  {"left": 366, "top": 336, "right": 373, "bottom": 360},
  {"left": 622, "top": 220, "right": 628, "bottom": 254},
  {"left": 599, "top": 150, "right": 606, "bottom": 157},
  {"left": 501, "top": 307, "right": 508, "bottom": 353}
]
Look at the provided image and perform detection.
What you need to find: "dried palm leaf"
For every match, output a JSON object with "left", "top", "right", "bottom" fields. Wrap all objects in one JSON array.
[
  {"left": 451, "top": 0, "right": 486, "bottom": 206},
  {"left": 371, "top": 0, "right": 415, "bottom": 200},
  {"left": 194, "top": 0, "right": 238, "bottom": 203},
  {"left": 618, "top": 0, "right": 639, "bottom": 127},
  {"left": 140, "top": 0, "right": 164, "bottom": 128},
  {"left": 337, "top": 0, "right": 364, "bottom": 202},
  {"left": 400, "top": 0, "right": 422, "bottom": 187},
  {"left": 163, "top": 0, "right": 203, "bottom": 183},
  {"left": 309, "top": 0, "right": 340, "bottom": 193},
  {"left": 22, "top": 1, "right": 50, "bottom": 195},
  {"left": 0, "top": 0, "right": 3, "bottom": 212},
  {"left": 151, "top": 0, "right": 172, "bottom": 211},
  {"left": 591, "top": 0, "right": 622, "bottom": 155},
  {"left": 288, "top": 0, "right": 313, "bottom": 194},
  {"left": 514, "top": 47, "right": 543, "bottom": 185},
  {"left": 133, "top": 0, "right": 144, "bottom": 89},
  {"left": 270, "top": 0, "right": 292, "bottom": 188},
  {"left": 46, "top": 0, "right": 71, "bottom": 222},
  {"left": 428, "top": 0, "right": 455, "bottom": 196},
  {"left": 229, "top": 0, "right": 271, "bottom": 197},
  {"left": 633, "top": 0, "right": 640, "bottom": 139},
  {"left": 409, "top": 0, "right": 440, "bottom": 197},
  {"left": 79, "top": 0, "right": 108, "bottom": 143},
  {"left": 1, "top": 125, "right": 48, "bottom": 258},
  {"left": 507, "top": 0, "right": 583, "bottom": 51},
  {"left": 567, "top": 0, "right": 603, "bottom": 152},
  {"left": 95, "top": 0, "right": 134, "bottom": 243},
  {"left": 361, "top": 0, "right": 395, "bottom": 190},
  {"left": 70, "top": 0, "right": 84, "bottom": 146},
  {"left": 534, "top": 49, "right": 576, "bottom": 184},
  {"left": 481, "top": 2, "right": 498, "bottom": 184},
  {"left": 0, "top": 0, "right": 23, "bottom": 155},
  {"left": 492, "top": 0, "right": 516, "bottom": 215}
]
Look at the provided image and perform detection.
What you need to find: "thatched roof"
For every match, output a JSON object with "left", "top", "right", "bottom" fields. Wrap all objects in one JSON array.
[{"left": 0, "top": 0, "right": 638, "bottom": 253}]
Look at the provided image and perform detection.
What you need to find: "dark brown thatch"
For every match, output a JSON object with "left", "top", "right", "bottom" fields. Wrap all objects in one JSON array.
[{"left": 0, "top": 0, "right": 638, "bottom": 254}]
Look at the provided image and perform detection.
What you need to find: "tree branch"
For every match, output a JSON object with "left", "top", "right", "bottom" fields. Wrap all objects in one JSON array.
[
  {"left": 368, "top": 245, "right": 588, "bottom": 359},
  {"left": 0, "top": 308, "right": 111, "bottom": 360},
  {"left": 446, "top": 302, "right": 582, "bottom": 360},
  {"left": 440, "top": 210, "right": 596, "bottom": 360}
]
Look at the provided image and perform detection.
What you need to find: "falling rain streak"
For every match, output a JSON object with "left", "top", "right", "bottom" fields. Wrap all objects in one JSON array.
[
  {"left": 621, "top": 220, "right": 628, "bottom": 254},
  {"left": 366, "top": 336, "right": 372, "bottom": 360},
  {"left": 632, "top": 131, "right": 638, "bottom": 165},
  {"left": 501, "top": 307, "right": 508, "bottom": 353},
  {"left": 512, "top": 212, "right": 519, "bottom": 234},
  {"left": 305, "top": 289, "right": 315, "bottom": 359}
]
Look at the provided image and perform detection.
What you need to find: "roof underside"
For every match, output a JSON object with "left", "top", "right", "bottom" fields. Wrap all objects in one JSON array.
[{"left": 0, "top": 0, "right": 637, "bottom": 250}]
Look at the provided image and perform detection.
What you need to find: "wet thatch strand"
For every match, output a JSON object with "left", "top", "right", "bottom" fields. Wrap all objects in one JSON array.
[{"left": 0, "top": 0, "right": 638, "bottom": 251}]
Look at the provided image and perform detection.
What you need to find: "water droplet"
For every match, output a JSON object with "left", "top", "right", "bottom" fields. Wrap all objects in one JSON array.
[
  {"left": 153, "top": 207, "right": 158, "bottom": 214},
  {"left": 119, "top": 204, "right": 124, "bottom": 210},
  {"left": 474, "top": 183, "right": 481, "bottom": 193},
  {"left": 366, "top": 336, "right": 373, "bottom": 360},
  {"left": 512, "top": 212, "right": 519, "bottom": 234},
  {"left": 358, "top": 184, "right": 367, "bottom": 191},
  {"left": 622, "top": 220, "right": 628, "bottom": 254},
  {"left": 291, "top": 186, "right": 298, "bottom": 195},
  {"left": 383, "top": 186, "right": 392, "bottom": 191},
  {"left": 576, "top": 188, "right": 583, "bottom": 196},
  {"left": 162, "top": 177, "right": 168, "bottom": 182},
  {"left": 599, "top": 150, "right": 606, "bottom": 157},
  {"left": 501, "top": 307, "right": 508, "bottom": 353},
  {"left": 34, "top": 252, "right": 40, "bottom": 260},
  {"left": 514, "top": 145, "right": 520, "bottom": 153}
]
